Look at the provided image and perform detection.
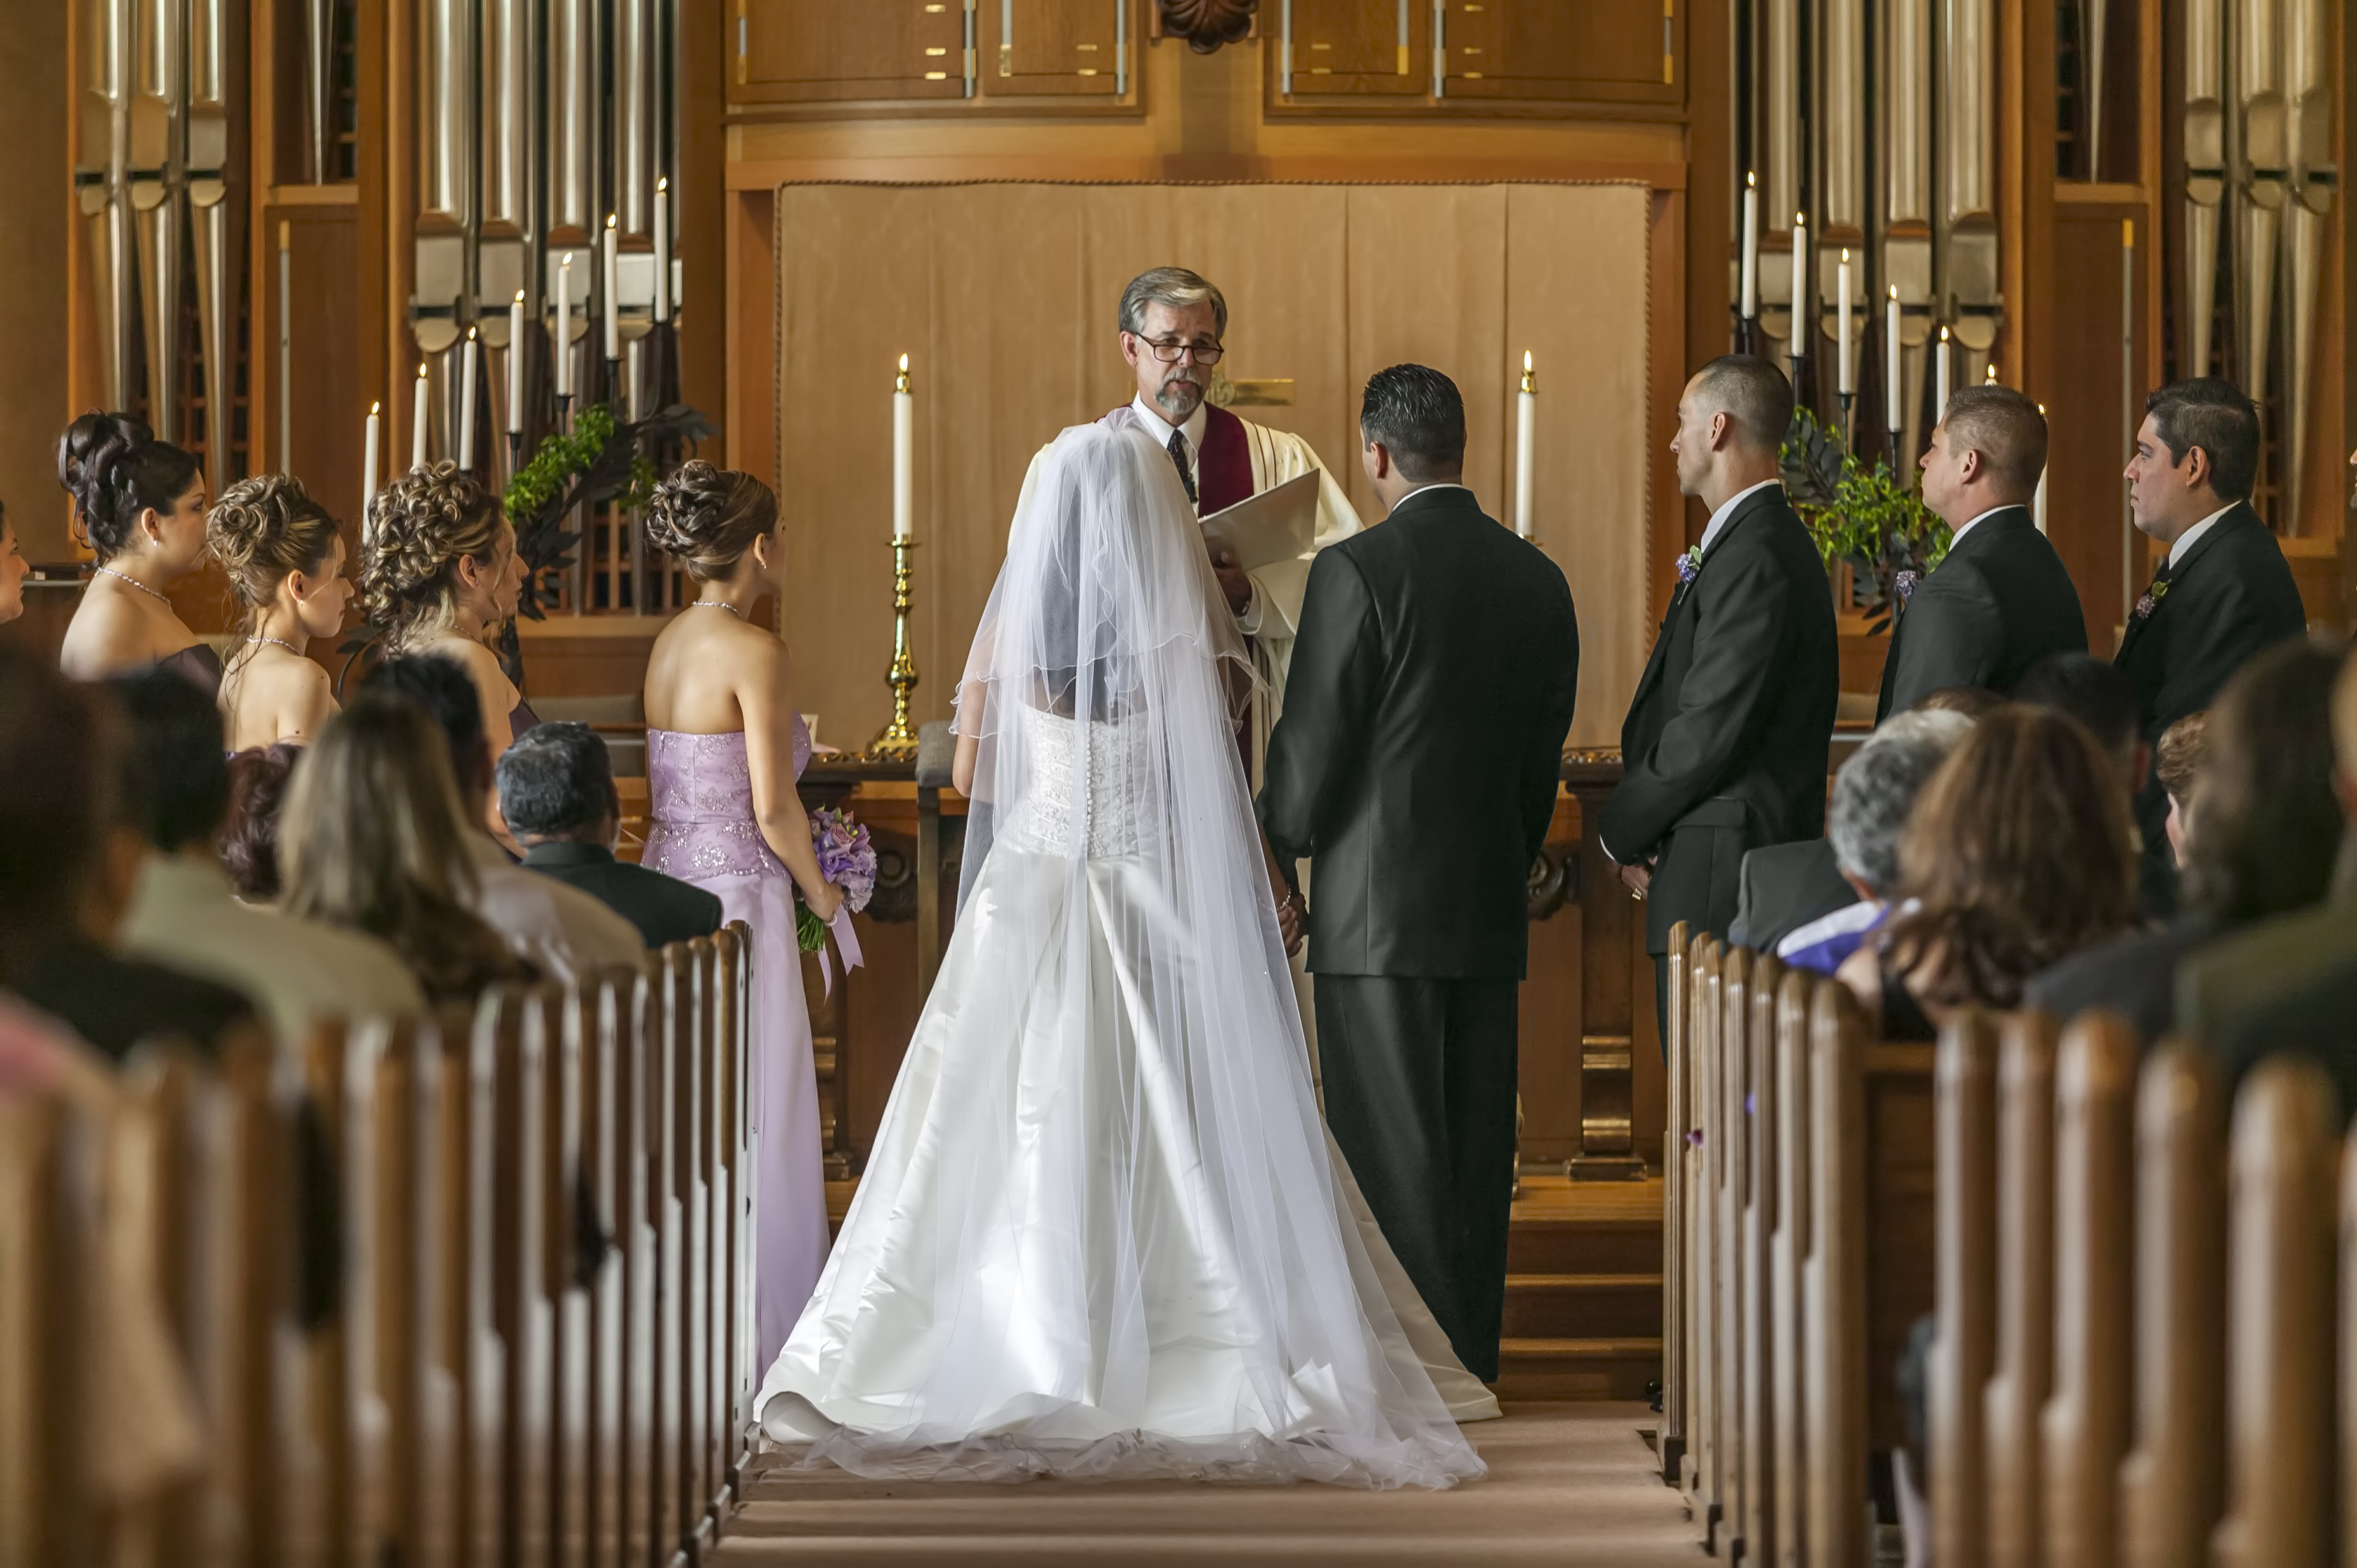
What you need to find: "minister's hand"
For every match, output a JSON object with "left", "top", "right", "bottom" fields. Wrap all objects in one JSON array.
[{"left": 1210, "top": 547, "right": 1254, "bottom": 616}]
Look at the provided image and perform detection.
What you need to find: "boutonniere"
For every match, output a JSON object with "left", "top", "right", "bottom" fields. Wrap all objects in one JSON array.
[
  {"left": 1675, "top": 546, "right": 1703, "bottom": 587},
  {"left": 2133, "top": 579, "right": 2170, "bottom": 622},
  {"left": 1893, "top": 569, "right": 1920, "bottom": 606}
]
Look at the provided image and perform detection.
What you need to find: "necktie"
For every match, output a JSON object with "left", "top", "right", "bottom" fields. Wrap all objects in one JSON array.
[{"left": 1167, "top": 430, "right": 1199, "bottom": 508}]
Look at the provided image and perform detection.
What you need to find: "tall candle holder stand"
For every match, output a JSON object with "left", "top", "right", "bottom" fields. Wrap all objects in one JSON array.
[
  {"left": 1837, "top": 391, "right": 1855, "bottom": 449},
  {"left": 867, "top": 538, "right": 921, "bottom": 760}
]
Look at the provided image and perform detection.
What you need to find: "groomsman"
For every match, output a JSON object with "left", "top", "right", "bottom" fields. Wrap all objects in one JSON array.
[
  {"left": 2117, "top": 377, "right": 2307, "bottom": 914},
  {"left": 1875, "top": 386, "right": 2087, "bottom": 720},
  {"left": 1600, "top": 356, "right": 1839, "bottom": 1029}
]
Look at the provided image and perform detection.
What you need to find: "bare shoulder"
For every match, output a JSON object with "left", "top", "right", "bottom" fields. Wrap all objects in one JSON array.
[{"left": 61, "top": 587, "right": 164, "bottom": 676}]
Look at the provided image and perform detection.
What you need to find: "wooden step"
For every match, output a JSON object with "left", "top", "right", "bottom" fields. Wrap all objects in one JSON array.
[
  {"left": 1504, "top": 1215, "right": 1662, "bottom": 1277},
  {"left": 1491, "top": 1337, "right": 1663, "bottom": 1403},
  {"left": 1499, "top": 1271, "right": 1663, "bottom": 1341}
]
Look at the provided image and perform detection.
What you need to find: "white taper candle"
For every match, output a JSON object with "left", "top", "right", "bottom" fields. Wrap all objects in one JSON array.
[
  {"left": 654, "top": 176, "right": 672, "bottom": 323},
  {"left": 1739, "top": 173, "right": 1758, "bottom": 320},
  {"left": 555, "top": 255, "right": 572, "bottom": 399},
  {"left": 508, "top": 292, "right": 525, "bottom": 435},
  {"left": 1934, "top": 326, "right": 1952, "bottom": 421},
  {"left": 411, "top": 363, "right": 429, "bottom": 468},
  {"left": 1886, "top": 286, "right": 1902, "bottom": 434},
  {"left": 2033, "top": 403, "right": 2049, "bottom": 532},
  {"left": 893, "top": 355, "right": 914, "bottom": 540},
  {"left": 603, "top": 214, "right": 620, "bottom": 362},
  {"left": 1836, "top": 250, "right": 1853, "bottom": 395},
  {"left": 458, "top": 327, "right": 478, "bottom": 470},
  {"left": 1514, "top": 351, "right": 1536, "bottom": 539},
  {"left": 362, "top": 401, "right": 380, "bottom": 524}
]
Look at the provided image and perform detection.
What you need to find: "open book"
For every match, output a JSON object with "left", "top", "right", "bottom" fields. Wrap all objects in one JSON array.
[{"left": 1199, "top": 469, "right": 1321, "bottom": 574}]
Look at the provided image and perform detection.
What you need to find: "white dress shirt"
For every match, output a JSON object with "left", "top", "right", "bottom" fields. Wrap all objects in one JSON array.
[
  {"left": 2167, "top": 502, "right": 2237, "bottom": 570},
  {"left": 1127, "top": 394, "right": 1209, "bottom": 497},
  {"left": 1698, "top": 477, "right": 1785, "bottom": 556}
]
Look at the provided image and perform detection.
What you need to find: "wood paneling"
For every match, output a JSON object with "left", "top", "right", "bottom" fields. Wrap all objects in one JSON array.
[
  {"left": 1284, "top": 0, "right": 1425, "bottom": 95},
  {"left": 1447, "top": 0, "right": 1677, "bottom": 103},
  {"left": 0, "top": 0, "right": 69, "bottom": 560},
  {"left": 996, "top": 0, "right": 1126, "bottom": 94},
  {"left": 2043, "top": 206, "right": 2145, "bottom": 649},
  {"left": 737, "top": 0, "right": 970, "bottom": 106}
]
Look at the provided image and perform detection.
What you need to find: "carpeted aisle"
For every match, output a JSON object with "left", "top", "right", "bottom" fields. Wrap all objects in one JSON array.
[{"left": 715, "top": 1402, "right": 1698, "bottom": 1565}]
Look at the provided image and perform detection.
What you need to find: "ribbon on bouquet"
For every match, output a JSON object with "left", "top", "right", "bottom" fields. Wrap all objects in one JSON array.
[{"left": 814, "top": 904, "right": 865, "bottom": 997}]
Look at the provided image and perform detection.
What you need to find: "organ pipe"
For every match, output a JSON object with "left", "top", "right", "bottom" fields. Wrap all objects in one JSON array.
[
  {"left": 2184, "top": 0, "right": 2225, "bottom": 379},
  {"left": 2232, "top": 0, "right": 2286, "bottom": 405},
  {"left": 2281, "top": 0, "right": 2334, "bottom": 528}
]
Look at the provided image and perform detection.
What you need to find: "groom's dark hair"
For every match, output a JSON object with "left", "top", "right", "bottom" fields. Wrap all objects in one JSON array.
[{"left": 1360, "top": 364, "right": 1467, "bottom": 481}]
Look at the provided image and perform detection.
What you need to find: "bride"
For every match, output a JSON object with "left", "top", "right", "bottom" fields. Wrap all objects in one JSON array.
[{"left": 754, "top": 421, "right": 1491, "bottom": 1490}]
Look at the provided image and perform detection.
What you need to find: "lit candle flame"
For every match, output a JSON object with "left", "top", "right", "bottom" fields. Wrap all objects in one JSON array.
[
  {"left": 467, "top": 325, "right": 478, "bottom": 340},
  {"left": 606, "top": 213, "right": 617, "bottom": 230},
  {"left": 1523, "top": 350, "right": 1533, "bottom": 372},
  {"left": 899, "top": 353, "right": 909, "bottom": 372},
  {"left": 1747, "top": 170, "right": 1756, "bottom": 188},
  {"left": 417, "top": 363, "right": 428, "bottom": 379},
  {"left": 515, "top": 290, "right": 525, "bottom": 304},
  {"left": 1841, "top": 248, "right": 1851, "bottom": 263},
  {"left": 1889, "top": 284, "right": 1899, "bottom": 299},
  {"left": 657, "top": 175, "right": 668, "bottom": 193},
  {"left": 1940, "top": 325, "right": 1951, "bottom": 342},
  {"left": 370, "top": 400, "right": 380, "bottom": 415}
]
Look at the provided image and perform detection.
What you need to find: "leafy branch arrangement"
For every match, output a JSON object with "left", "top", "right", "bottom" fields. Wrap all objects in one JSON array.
[{"left": 1780, "top": 407, "right": 1950, "bottom": 635}]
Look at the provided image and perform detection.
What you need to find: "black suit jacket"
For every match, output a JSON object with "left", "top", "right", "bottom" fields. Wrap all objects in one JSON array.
[
  {"left": 1875, "top": 506, "right": 2087, "bottom": 720},
  {"left": 2114, "top": 502, "right": 2307, "bottom": 911},
  {"left": 1728, "top": 837, "right": 1857, "bottom": 953},
  {"left": 1259, "top": 485, "right": 1579, "bottom": 980},
  {"left": 2206, "top": 946, "right": 2357, "bottom": 1123},
  {"left": 1600, "top": 482, "right": 1840, "bottom": 954},
  {"left": 2021, "top": 919, "right": 2211, "bottom": 1049},
  {"left": 522, "top": 842, "right": 724, "bottom": 949}
]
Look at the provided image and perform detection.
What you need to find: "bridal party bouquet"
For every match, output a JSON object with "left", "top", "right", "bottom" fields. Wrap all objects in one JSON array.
[{"left": 797, "top": 806, "right": 878, "bottom": 952}]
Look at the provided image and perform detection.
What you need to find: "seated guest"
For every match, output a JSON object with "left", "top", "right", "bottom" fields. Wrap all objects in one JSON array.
[
  {"left": 497, "top": 722, "right": 723, "bottom": 948},
  {"left": 1838, "top": 706, "right": 2138, "bottom": 1039},
  {"left": 1728, "top": 686, "right": 2002, "bottom": 953},
  {"left": 2154, "top": 709, "right": 2209, "bottom": 870},
  {"left": 1776, "top": 709, "right": 1975, "bottom": 974},
  {"left": 2028, "top": 640, "right": 2341, "bottom": 1045},
  {"left": 0, "top": 648, "right": 256, "bottom": 1060},
  {"left": 219, "top": 743, "right": 302, "bottom": 900},
  {"left": 279, "top": 693, "right": 535, "bottom": 1003},
  {"left": 363, "top": 654, "right": 644, "bottom": 982},
  {"left": 2016, "top": 651, "right": 2146, "bottom": 797},
  {"left": 109, "top": 670, "right": 426, "bottom": 1047}
]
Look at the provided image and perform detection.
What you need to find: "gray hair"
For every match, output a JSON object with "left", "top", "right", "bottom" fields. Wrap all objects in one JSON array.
[
  {"left": 1829, "top": 708, "right": 1977, "bottom": 895},
  {"left": 1117, "top": 266, "right": 1227, "bottom": 339}
]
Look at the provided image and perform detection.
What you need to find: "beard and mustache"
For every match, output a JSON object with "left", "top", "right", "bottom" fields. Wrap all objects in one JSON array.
[{"left": 1151, "top": 365, "right": 1208, "bottom": 422}]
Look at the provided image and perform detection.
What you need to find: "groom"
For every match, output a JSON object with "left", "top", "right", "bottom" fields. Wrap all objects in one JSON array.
[{"left": 1259, "top": 364, "right": 1580, "bottom": 1383}]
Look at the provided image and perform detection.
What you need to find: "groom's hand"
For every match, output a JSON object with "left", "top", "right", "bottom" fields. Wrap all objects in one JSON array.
[
  {"left": 1210, "top": 547, "right": 1254, "bottom": 616},
  {"left": 1276, "top": 894, "right": 1305, "bottom": 956},
  {"left": 1617, "top": 861, "right": 1652, "bottom": 899}
]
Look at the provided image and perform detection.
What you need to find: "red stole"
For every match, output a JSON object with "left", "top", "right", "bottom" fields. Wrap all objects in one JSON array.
[{"left": 1196, "top": 403, "right": 1255, "bottom": 513}]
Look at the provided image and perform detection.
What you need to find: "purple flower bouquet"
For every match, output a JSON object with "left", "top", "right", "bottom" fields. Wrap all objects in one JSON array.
[{"left": 797, "top": 806, "right": 878, "bottom": 953}]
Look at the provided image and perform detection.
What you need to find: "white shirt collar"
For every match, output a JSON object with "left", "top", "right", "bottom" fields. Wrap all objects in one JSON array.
[
  {"left": 1388, "top": 481, "right": 1474, "bottom": 516},
  {"left": 1946, "top": 503, "right": 2017, "bottom": 551},
  {"left": 1698, "top": 477, "right": 1783, "bottom": 556},
  {"left": 1127, "top": 394, "right": 1207, "bottom": 459},
  {"left": 2167, "top": 502, "right": 2237, "bottom": 568}
]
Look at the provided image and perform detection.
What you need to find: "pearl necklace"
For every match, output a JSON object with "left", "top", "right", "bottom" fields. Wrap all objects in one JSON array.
[
  {"left": 246, "top": 635, "right": 304, "bottom": 656},
  {"left": 688, "top": 599, "right": 744, "bottom": 619},
  {"left": 94, "top": 564, "right": 171, "bottom": 604}
]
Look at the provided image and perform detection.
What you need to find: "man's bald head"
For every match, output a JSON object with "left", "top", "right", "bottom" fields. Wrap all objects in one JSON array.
[{"left": 1687, "top": 354, "right": 1796, "bottom": 454}]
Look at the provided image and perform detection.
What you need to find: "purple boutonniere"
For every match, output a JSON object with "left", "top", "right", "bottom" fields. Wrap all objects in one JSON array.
[
  {"left": 2133, "top": 579, "right": 2170, "bottom": 622},
  {"left": 1675, "top": 546, "right": 1703, "bottom": 587},
  {"left": 1893, "top": 569, "right": 1920, "bottom": 606}
]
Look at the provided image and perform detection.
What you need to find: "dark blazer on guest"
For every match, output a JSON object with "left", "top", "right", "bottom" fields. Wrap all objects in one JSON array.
[
  {"left": 1600, "top": 481, "right": 1840, "bottom": 956},
  {"left": 1728, "top": 837, "right": 1858, "bottom": 954},
  {"left": 1259, "top": 484, "right": 1580, "bottom": 979},
  {"left": 2114, "top": 500, "right": 2307, "bottom": 913},
  {"left": 522, "top": 841, "right": 724, "bottom": 950},
  {"left": 1875, "top": 504, "right": 2087, "bottom": 721},
  {"left": 2022, "top": 918, "right": 2213, "bottom": 1049},
  {"left": 17, "top": 939, "right": 258, "bottom": 1062}
]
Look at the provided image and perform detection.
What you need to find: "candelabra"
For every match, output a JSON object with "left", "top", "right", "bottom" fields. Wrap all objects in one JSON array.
[{"left": 867, "top": 539, "right": 921, "bottom": 760}]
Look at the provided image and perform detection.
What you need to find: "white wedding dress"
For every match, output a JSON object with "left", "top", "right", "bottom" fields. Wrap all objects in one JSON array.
[{"left": 754, "top": 422, "right": 1492, "bottom": 1490}]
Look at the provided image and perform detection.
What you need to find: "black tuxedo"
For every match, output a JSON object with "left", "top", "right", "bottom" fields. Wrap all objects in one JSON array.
[
  {"left": 1874, "top": 505, "right": 2087, "bottom": 721},
  {"left": 2114, "top": 501, "right": 2306, "bottom": 913},
  {"left": 521, "top": 842, "right": 724, "bottom": 949},
  {"left": 1259, "top": 483, "right": 1578, "bottom": 1381},
  {"left": 1601, "top": 481, "right": 1839, "bottom": 1001}
]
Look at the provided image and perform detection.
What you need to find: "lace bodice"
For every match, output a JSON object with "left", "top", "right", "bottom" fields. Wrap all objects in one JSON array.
[
  {"left": 994, "top": 703, "right": 1154, "bottom": 859},
  {"left": 641, "top": 718, "right": 811, "bottom": 880}
]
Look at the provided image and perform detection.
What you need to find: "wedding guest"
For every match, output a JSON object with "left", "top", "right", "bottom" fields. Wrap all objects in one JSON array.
[
  {"left": 278, "top": 692, "right": 534, "bottom": 1004},
  {"left": 1875, "top": 386, "right": 2087, "bottom": 720},
  {"left": 2117, "top": 378, "right": 2307, "bottom": 916},
  {"left": 1775, "top": 708, "right": 1975, "bottom": 974},
  {"left": 497, "top": 721, "right": 722, "bottom": 948},
  {"left": 1838, "top": 706, "right": 2137, "bottom": 1038},
  {"left": 361, "top": 463, "right": 533, "bottom": 839},
  {"left": 364, "top": 654, "right": 644, "bottom": 982},
  {"left": 2028, "top": 639, "right": 2340, "bottom": 1045},
  {"left": 219, "top": 744, "right": 302, "bottom": 900},
  {"left": 209, "top": 475, "right": 353, "bottom": 749},
  {"left": 110, "top": 670, "right": 424, "bottom": 1046},
  {"left": 0, "top": 647, "right": 256, "bottom": 1060},
  {"left": 2017, "top": 651, "right": 2145, "bottom": 794},
  {"left": 55, "top": 412, "right": 219, "bottom": 691},
  {"left": 2153, "top": 710, "right": 2210, "bottom": 869},
  {"left": 0, "top": 502, "right": 29, "bottom": 625}
]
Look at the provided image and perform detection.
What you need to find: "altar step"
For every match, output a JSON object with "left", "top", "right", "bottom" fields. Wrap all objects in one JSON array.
[{"left": 1493, "top": 1174, "right": 1664, "bottom": 1403}]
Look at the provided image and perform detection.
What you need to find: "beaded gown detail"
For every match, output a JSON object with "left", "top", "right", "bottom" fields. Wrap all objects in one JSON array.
[{"left": 641, "top": 717, "right": 828, "bottom": 1366}]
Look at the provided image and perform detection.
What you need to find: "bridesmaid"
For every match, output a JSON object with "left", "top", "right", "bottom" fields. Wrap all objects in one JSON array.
[
  {"left": 0, "top": 503, "right": 29, "bottom": 627},
  {"left": 360, "top": 462, "right": 531, "bottom": 836},
  {"left": 640, "top": 460, "right": 843, "bottom": 1367},
  {"left": 209, "top": 475, "right": 354, "bottom": 750},
  {"left": 55, "top": 413, "right": 217, "bottom": 690}
]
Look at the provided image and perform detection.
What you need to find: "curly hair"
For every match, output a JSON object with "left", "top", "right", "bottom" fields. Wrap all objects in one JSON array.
[
  {"left": 361, "top": 462, "right": 507, "bottom": 650},
  {"left": 57, "top": 411, "right": 203, "bottom": 562},
  {"left": 208, "top": 473, "right": 342, "bottom": 639},
  {"left": 644, "top": 461, "right": 777, "bottom": 581},
  {"left": 1880, "top": 705, "right": 2139, "bottom": 1009},
  {"left": 2179, "top": 638, "right": 2342, "bottom": 928},
  {"left": 219, "top": 743, "right": 303, "bottom": 900}
]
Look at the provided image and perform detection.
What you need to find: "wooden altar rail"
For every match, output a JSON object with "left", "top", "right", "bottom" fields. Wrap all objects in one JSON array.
[{"left": 0, "top": 926, "right": 756, "bottom": 1568}]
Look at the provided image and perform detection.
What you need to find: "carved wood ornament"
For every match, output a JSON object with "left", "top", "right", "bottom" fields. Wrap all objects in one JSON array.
[{"left": 1157, "top": 0, "right": 1256, "bottom": 55}]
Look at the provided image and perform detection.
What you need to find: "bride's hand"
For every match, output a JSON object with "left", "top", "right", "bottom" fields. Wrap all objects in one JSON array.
[
  {"left": 1276, "top": 894, "right": 1304, "bottom": 957},
  {"left": 805, "top": 879, "right": 846, "bottom": 923}
]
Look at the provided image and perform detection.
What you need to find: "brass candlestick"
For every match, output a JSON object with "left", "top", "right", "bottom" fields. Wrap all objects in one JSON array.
[{"left": 867, "top": 538, "right": 921, "bottom": 759}]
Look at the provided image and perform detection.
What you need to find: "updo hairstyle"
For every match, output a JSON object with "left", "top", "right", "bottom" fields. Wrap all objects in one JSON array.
[
  {"left": 361, "top": 462, "right": 506, "bottom": 649},
  {"left": 57, "top": 411, "right": 204, "bottom": 562},
  {"left": 645, "top": 462, "right": 777, "bottom": 581},
  {"left": 209, "top": 474, "right": 341, "bottom": 627}
]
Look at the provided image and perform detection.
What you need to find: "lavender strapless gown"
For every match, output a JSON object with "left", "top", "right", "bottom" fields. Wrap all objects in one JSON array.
[{"left": 641, "top": 719, "right": 829, "bottom": 1368}]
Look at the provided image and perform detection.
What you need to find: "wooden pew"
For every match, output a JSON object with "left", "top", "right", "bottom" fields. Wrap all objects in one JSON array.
[
  {"left": 1930, "top": 1008, "right": 1998, "bottom": 1568},
  {"left": 1739, "top": 950, "right": 1784, "bottom": 1565},
  {"left": 1716, "top": 945, "right": 1753, "bottom": 1558},
  {"left": 0, "top": 1088, "right": 93, "bottom": 1567},
  {"left": 2114, "top": 1040, "right": 2225, "bottom": 1568},
  {"left": 2209, "top": 1057, "right": 2341, "bottom": 1568},
  {"left": 1983, "top": 1010, "right": 2058, "bottom": 1568},
  {"left": 1660, "top": 920, "right": 1691, "bottom": 1489},
  {"left": 2342, "top": 1109, "right": 2357, "bottom": 1568},
  {"left": 1686, "top": 937, "right": 1726, "bottom": 1540},
  {"left": 713, "top": 924, "right": 754, "bottom": 1502},
  {"left": 1769, "top": 967, "right": 1811, "bottom": 1568},
  {"left": 2039, "top": 1012, "right": 2137, "bottom": 1568}
]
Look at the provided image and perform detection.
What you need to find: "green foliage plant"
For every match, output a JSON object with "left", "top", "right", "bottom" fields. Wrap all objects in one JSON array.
[{"left": 1779, "top": 406, "right": 1950, "bottom": 635}]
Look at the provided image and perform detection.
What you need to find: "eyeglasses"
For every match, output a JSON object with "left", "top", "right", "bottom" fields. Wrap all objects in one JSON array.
[{"left": 1133, "top": 336, "right": 1225, "bottom": 366}]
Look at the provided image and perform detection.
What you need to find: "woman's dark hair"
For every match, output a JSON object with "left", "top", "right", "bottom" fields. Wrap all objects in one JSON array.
[
  {"left": 1881, "top": 705, "right": 2139, "bottom": 1009},
  {"left": 644, "top": 461, "right": 778, "bottom": 581},
  {"left": 220, "top": 744, "right": 304, "bottom": 900},
  {"left": 2181, "top": 637, "right": 2344, "bottom": 927},
  {"left": 57, "top": 411, "right": 204, "bottom": 562},
  {"left": 0, "top": 646, "right": 113, "bottom": 987},
  {"left": 107, "top": 667, "right": 231, "bottom": 853}
]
